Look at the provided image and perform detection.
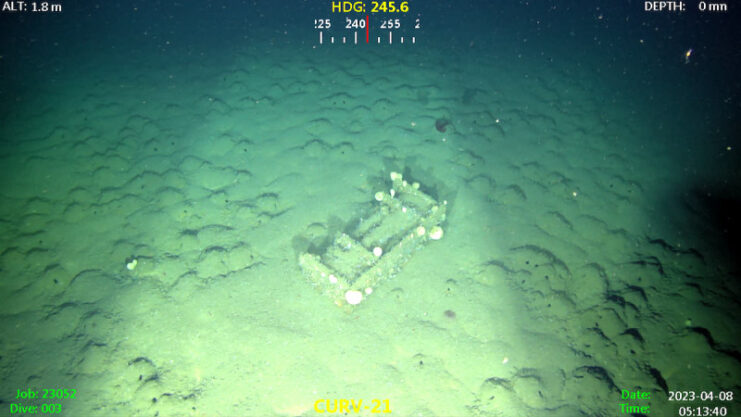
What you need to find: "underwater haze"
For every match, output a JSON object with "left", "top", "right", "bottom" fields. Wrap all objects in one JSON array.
[{"left": 1, "top": 1, "right": 740, "bottom": 416}]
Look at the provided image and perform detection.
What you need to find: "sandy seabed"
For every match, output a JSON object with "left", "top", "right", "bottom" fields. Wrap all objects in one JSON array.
[{"left": 0, "top": 43, "right": 739, "bottom": 417}]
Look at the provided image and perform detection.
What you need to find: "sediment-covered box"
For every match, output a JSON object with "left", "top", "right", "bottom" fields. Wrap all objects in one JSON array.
[{"left": 299, "top": 172, "right": 446, "bottom": 307}]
